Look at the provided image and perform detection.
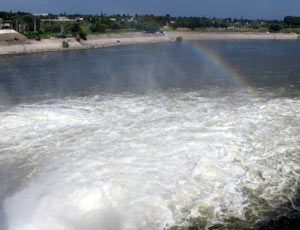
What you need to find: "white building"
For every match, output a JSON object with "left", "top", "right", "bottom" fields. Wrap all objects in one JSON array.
[
  {"left": 57, "top": 16, "right": 70, "bottom": 21},
  {"left": 128, "top": 17, "right": 135, "bottom": 22},
  {"left": 33, "top": 13, "right": 49, "bottom": 16},
  {"left": 0, "top": 19, "right": 11, "bottom": 30}
]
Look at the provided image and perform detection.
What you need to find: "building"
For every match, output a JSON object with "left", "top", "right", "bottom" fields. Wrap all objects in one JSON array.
[
  {"left": 128, "top": 17, "right": 135, "bottom": 22},
  {"left": 234, "top": 22, "right": 242, "bottom": 28},
  {"left": 41, "top": 16, "right": 78, "bottom": 22},
  {"left": 33, "top": 13, "right": 49, "bottom": 17},
  {"left": 57, "top": 16, "right": 70, "bottom": 21},
  {"left": 0, "top": 19, "right": 11, "bottom": 30}
]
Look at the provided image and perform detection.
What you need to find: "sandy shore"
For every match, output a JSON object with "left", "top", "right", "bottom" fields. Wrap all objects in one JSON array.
[
  {"left": 0, "top": 31, "right": 299, "bottom": 55},
  {"left": 0, "top": 32, "right": 172, "bottom": 55},
  {"left": 166, "top": 31, "right": 300, "bottom": 40}
]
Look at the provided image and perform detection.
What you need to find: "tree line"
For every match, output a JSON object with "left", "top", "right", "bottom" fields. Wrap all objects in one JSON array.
[
  {"left": 284, "top": 16, "right": 300, "bottom": 28},
  {"left": 1, "top": 11, "right": 299, "bottom": 40}
]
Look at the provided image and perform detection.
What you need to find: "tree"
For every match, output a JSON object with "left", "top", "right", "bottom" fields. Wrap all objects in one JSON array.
[
  {"left": 135, "top": 21, "right": 160, "bottom": 33},
  {"left": 171, "top": 23, "right": 178, "bottom": 30},
  {"left": 111, "top": 23, "right": 121, "bottom": 30},
  {"left": 79, "top": 31, "right": 87, "bottom": 40},
  {"left": 284, "top": 16, "right": 300, "bottom": 28},
  {"left": 43, "top": 23, "right": 61, "bottom": 33},
  {"left": 70, "top": 23, "right": 81, "bottom": 33},
  {"left": 90, "top": 22, "right": 107, "bottom": 33}
]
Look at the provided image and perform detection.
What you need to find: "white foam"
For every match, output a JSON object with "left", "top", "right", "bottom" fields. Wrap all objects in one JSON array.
[{"left": 1, "top": 91, "right": 300, "bottom": 230}]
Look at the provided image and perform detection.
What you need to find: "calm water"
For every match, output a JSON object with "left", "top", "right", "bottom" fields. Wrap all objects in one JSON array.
[{"left": 0, "top": 40, "right": 300, "bottom": 230}]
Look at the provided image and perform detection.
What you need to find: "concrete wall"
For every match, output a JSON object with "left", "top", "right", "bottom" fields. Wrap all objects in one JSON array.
[{"left": 0, "top": 30, "right": 26, "bottom": 41}]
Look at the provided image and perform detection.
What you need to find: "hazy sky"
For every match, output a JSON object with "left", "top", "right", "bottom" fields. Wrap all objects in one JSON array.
[{"left": 2, "top": 0, "right": 300, "bottom": 19}]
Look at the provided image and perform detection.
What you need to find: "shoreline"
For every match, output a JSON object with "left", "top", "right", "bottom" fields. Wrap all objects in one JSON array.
[
  {"left": 0, "top": 31, "right": 299, "bottom": 55},
  {"left": 167, "top": 31, "right": 300, "bottom": 40}
]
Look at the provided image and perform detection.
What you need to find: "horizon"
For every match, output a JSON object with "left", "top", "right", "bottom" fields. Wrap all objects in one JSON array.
[
  {"left": 0, "top": 10, "right": 292, "bottom": 22},
  {"left": 1, "top": 0, "right": 300, "bottom": 20}
]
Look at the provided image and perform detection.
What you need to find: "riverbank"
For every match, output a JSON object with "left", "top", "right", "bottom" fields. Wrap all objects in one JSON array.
[
  {"left": 0, "top": 31, "right": 299, "bottom": 55},
  {"left": 166, "top": 31, "right": 300, "bottom": 40},
  {"left": 0, "top": 32, "right": 172, "bottom": 55}
]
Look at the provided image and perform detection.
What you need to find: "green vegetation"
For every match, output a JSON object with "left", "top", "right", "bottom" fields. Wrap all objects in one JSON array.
[
  {"left": 104, "top": 28, "right": 142, "bottom": 34},
  {"left": 1, "top": 11, "right": 300, "bottom": 40},
  {"left": 176, "top": 36, "right": 183, "bottom": 42},
  {"left": 62, "top": 40, "right": 69, "bottom": 48},
  {"left": 190, "top": 27, "right": 269, "bottom": 33},
  {"left": 90, "top": 22, "right": 108, "bottom": 33},
  {"left": 280, "top": 28, "right": 300, "bottom": 34},
  {"left": 79, "top": 31, "right": 87, "bottom": 40},
  {"left": 284, "top": 16, "right": 300, "bottom": 28},
  {"left": 135, "top": 21, "right": 160, "bottom": 33},
  {"left": 80, "top": 25, "right": 92, "bottom": 35},
  {"left": 269, "top": 24, "right": 281, "bottom": 32}
]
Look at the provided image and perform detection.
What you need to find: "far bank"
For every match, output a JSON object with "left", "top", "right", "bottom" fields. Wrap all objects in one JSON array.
[{"left": 0, "top": 31, "right": 299, "bottom": 55}]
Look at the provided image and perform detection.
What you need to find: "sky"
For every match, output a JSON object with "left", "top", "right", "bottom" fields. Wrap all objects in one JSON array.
[{"left": 1, "top": 0, "right": 300, "bottom": 19}]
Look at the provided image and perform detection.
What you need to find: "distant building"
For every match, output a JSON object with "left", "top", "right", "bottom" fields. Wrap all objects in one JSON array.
[
  {"left": 40, "top": 16, "right": 81, "bottom": 22},
  {"left": 0, "top": 19, "right": 11, "bottom": 30},
  {"left": 234, "top": 22, "right": 242, "bottom": 28},
  {"left": 128, "top": 17, "right": 135, "bottom": 22},
  {"left": 57, "top": 16, "right": 70, "bottom": 21},
  {"left": 41, "top": 16, "right": 78, "bottom": 22},
  {"left": 33, "top": 13, "right": 49, "bottom": 16}
]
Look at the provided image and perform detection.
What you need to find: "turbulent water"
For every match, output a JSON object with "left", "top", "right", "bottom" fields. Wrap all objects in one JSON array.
[{"left": 0, "top": 41, "right": 300, "bottom": 230}]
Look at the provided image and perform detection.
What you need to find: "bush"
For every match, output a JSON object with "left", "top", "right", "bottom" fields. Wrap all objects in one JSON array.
[
  {"left": 144, "top": 21, "right": 160, "bottom": 33},
  {"left": 43, "top": 24, "right": 61, "bottom": 33},
  {"left": 70, "top": 23, "right": 81, "bottom": 33},
  {"left": 62, "top": 40, "right": 69, "bottom": 48},
  {"left": 269, "top": 24, "right": 281, "bottom": 32},
  {"left": 176, "top": 36, "right": 183, "bottom": 42},
  {"left": 79, "top": 31, "right": 87, "bottom": 40},
  {"left": 171, "top": 23, "right": 178, "bottom": 30},
  {"left": 111, "top": 23, "right": 121, "bottom": 30},
  {"left": 90, "top": 22, "right": 107, "bottom": 33},
  {"left": 135, "top": 21, "right": 160, "bottom": 33}
]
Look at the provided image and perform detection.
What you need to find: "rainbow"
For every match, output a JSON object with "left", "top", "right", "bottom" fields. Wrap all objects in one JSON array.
[{"left": 183, "top": 41, "right": 258, "bottom": 97}]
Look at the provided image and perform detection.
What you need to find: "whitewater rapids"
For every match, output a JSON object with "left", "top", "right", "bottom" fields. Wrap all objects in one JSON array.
[{"left": 0, "top": 89, "right": 300, "bottom": 230}]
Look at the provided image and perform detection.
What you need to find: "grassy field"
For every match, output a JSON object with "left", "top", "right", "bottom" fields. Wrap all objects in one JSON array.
[
  {"left": 195, "top": 27, "right": 269, "bottom": 33},
  {"left": 37, "top": 24, "right": 142, "bottom": 39},
  {"left": 26, "top": 24, "right": 300, "bottom": 40},
  {"left": 280, "top": 28, "right": 300, "bottom": 34},
  {"left": 80, "top": 25, "right": 93, "bottom": 35},
  {"left": 163, "top": 26, "right": 300, "bottom": 34},
  {"left": 105, "top": 28, "right": 142, "bottom": 34},
  {"left": 80, "top": 27, "right": 142, "bottom": 35},
  {"left": 39, "top": 32, "right": 59, "bottom": 38},
  {"left": 164, "top": 27, "right": 270, "bottom": 33}
]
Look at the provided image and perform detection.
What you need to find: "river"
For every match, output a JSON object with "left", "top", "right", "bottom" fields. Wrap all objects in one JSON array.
[{"left": 0, "top": 40, "right": 300, "bottom": 230}]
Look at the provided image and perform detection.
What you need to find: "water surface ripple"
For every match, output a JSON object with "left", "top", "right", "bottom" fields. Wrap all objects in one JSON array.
[{"left": 0, "top": 41, "right": 300, "bottom": 230}]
